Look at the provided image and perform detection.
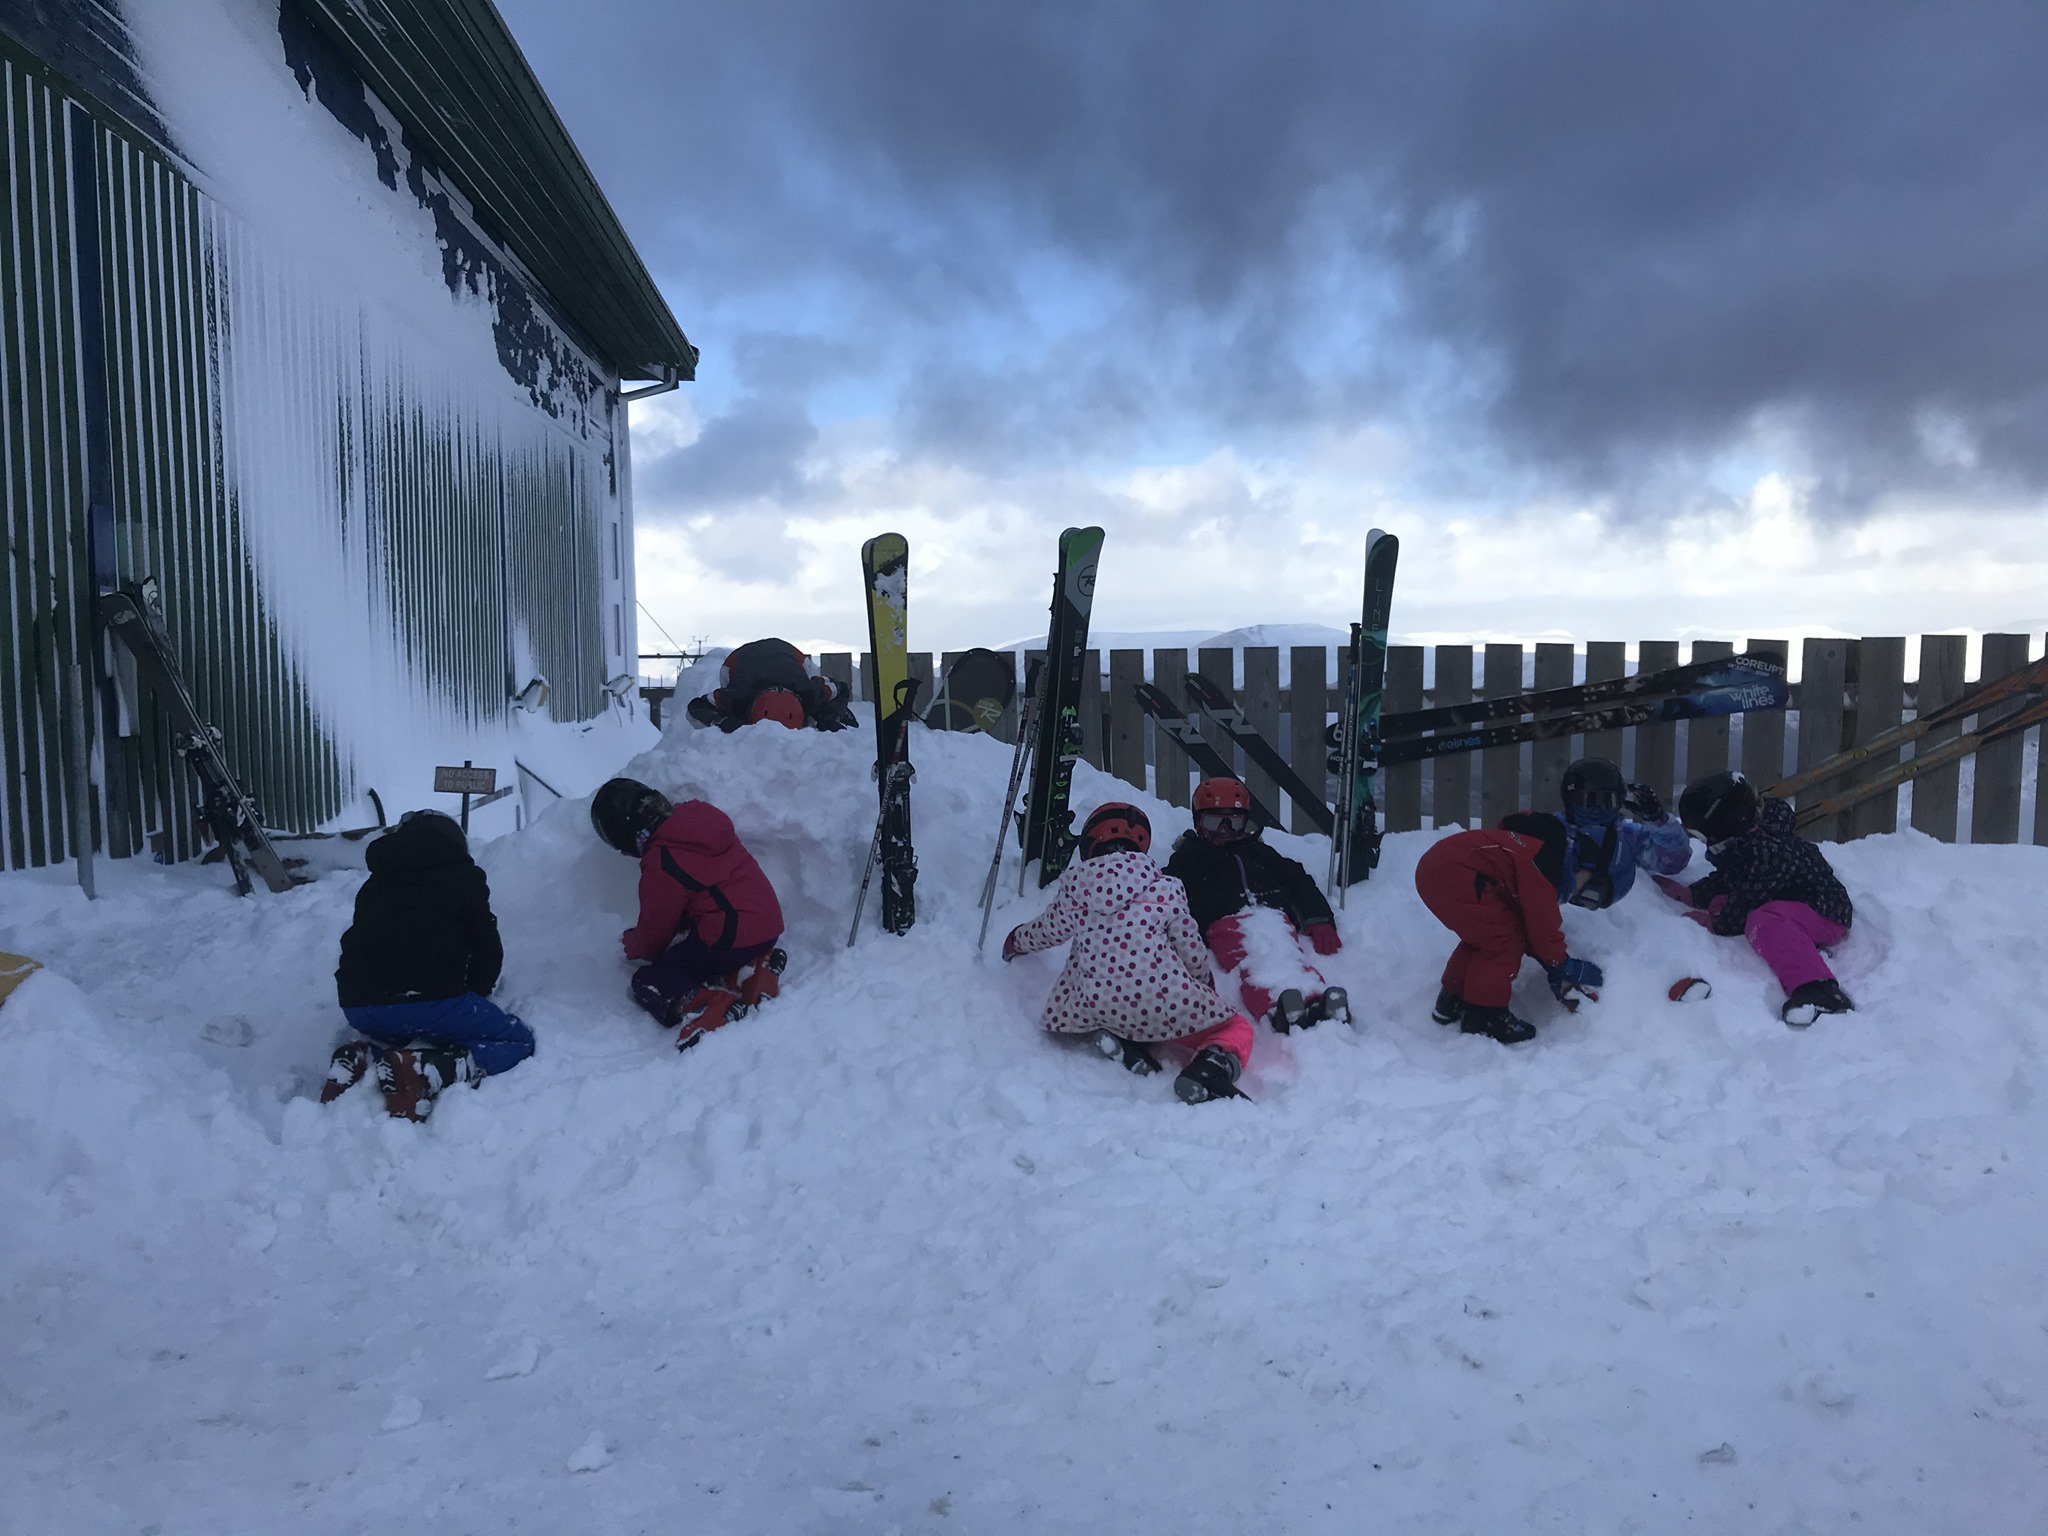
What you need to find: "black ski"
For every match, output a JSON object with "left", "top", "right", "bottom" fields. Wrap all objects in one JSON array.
[
  {"left": 1377, "top": 672, "right": 1790, "bottom": 766},
  {"left": 1020, "top": 527, "right": 1105, "bottom": 887},
  {"left": 1382, "top": 654, "right": 1786, "bottom": 740},
  {"left": 98, "top": 579, "right": 298, "bottom": 895},
  {"left": 1179, "top": 672, "right": 1333, "bottom": 834},
  {"left": 1329, "top": 530, "right": 1398, "bottom": 891},
  {"left": 851, "top": 533, "right": 917, "bottom": 941},
  {"left": 1133, "top": 683, "right": 1284, "bottom": 830}
]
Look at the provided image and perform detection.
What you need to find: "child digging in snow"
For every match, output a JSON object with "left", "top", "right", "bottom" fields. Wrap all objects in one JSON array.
[
  {"left": 1663, "top": 771, "right": 1855, "bottom": 1027},
  {"left": 326, "top": 810, "right": 534, "bottom": 1120},
  {"left": 590, "top": 777, "right": 787, "bottom": 1049},
  {"left": 1003, "top": 802, "right": 1255, "bottom": 1104},
  {"left": 1164, "top": 776, "right": 1349, "bottom": 1030}
]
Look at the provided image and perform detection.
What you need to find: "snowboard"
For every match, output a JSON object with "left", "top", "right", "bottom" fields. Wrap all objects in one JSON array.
[{"left": 925, "top": 646, "right": 1017, "bottom": 733}]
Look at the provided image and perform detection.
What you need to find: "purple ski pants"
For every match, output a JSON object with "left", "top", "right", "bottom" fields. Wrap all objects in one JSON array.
[{"left": 1737, "top": 900, "right": 1847, "bottom": 992}]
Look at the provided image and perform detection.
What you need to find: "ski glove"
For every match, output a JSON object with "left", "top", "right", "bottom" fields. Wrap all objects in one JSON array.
[
  {"left": 1304, "top": 923, "right": 1342, "bottom": 956},
  {"left": 1000, "top": 928, "right": 1025, "bottom": 962},
  {"left": 1652, "top": 873, "right": 1696, "bottom": 906},
  {"left": 1623, "top": 783, "right": 1664, "bottom": 821},
  {"left": 1545, "top": 956, "right": 1604, "bottom": 1002}
]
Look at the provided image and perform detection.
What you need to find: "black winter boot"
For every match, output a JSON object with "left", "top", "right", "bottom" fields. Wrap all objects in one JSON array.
[
  {"left": 1174, "top": 1045, "right": 1245, "bottom": 1104},
  {"left": 1094, "top": 1031, "right": 1162, "bottom": 1075},
  {"left": 1269, "top": 989, "right": 1311, "bottom": 1032},
  {"left": 1781, "top": 979, "right": 1854, "bottom": 1029},
  {"left": 1431, "top": 987, "right": 1465, "bottom": 1026},
  {"left": 1459, "top": 1005, "right": 1537, "bottom": 1045},
  {"left": 1314, "top": 987, "right": 1352, "bottom": 1027}
]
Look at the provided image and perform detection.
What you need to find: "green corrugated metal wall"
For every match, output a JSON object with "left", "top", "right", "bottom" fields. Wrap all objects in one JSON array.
[{"left": 2, "top": 31, "right": 625, "bottom": 872}]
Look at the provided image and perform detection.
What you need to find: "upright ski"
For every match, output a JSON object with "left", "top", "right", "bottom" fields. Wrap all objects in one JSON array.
[
  {"left": 99, "top": 580, "right": 298, "bottom": 895},
  {"left": 1132, "top": 683, "right": 1284, "bottom": 830},
  {"left": 851, "top": 534, "right": 918, "bottom": 940},
  {"left": 1019, "top": 527, "right": 1105, "bottom": 887},
  {"left": 1328, "top": 530, "right": 1398, "bottom": 893},
  {"left": 1179, "top": 672, "right": 1333, "bottom": 834}
]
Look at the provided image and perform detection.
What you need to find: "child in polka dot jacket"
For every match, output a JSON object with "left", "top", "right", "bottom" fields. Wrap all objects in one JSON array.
[{"left": 1004, "top": 802, "right": 1255, "bottom": 1104}]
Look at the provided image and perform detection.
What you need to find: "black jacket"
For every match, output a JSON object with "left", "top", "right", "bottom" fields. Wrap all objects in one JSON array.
[
  {"left": 1688, "top": 797, "right": 1853, "bottom": 937},
  {"left": 336, "top": 815, "right": 504, "bottom": 1007},
  {"left": 1163, "top": 832, "right": 1334, "bottom": 939}
]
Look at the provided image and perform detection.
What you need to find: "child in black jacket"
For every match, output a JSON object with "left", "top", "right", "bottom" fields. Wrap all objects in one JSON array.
[
  {"left": 1163, "top": 778, "right": 1347, "bottom": 1030},
  {"left": 326, "top": 810, "right": 534, "bottom": 1118}
]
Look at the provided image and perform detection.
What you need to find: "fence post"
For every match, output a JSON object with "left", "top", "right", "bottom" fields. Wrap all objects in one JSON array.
[
  {"left": 1794, "top": 637, "right": 1850, "bottom": 841},
  {"left": 1479, "top": 644, "right": 1524, "bottom": 824},
  {"left": 2035, "top": 634, "right": 2048, "bottom": 848},
  {"left": 1741, "top": 639, "right": 1790, "bottom": 788},
  {"left": 1107, "top": 649, "right": 1146, "bottom": 791},
  {"left": 1844, "top": 637, "right": 1906, "bottom": 840},
  {"left": 1196, "top": 646, "right": 1236, "bottom": 785},
  {"left": 907, "top": 653, "right": 934, "bottom": 715},
  {"left": 1433, "top": 645, "right": 1474, "bottom": 829},
  {"left": 819, "top": 652, "right": 854, "bottom": 712},
  {"left": 1384, "top": 645, "right": 1424, "bottom": 833},
  {"left": 1079, "top": 649, "right": 1105, "bottom": 770},
  {"left": 1634, "top": 640, "right": 1681, "bottom": 812},
  {"left": 1971, "top": 634, "right": 2032, "bottom": 844},
  {"left": 1686, "top": 639, "right": 1736, "bottom": 789},
  {"left": 1530, "top": 643, "right": 1575, "bottom": 811},
  {"left": 1153, "top": 648, "right": 1191, "bottom": 807},
  {"left": 1583, "top": 642, "right": 1628, "bottom": 771},
  {"left": 1242, "top": 647, "right": 1281, "bottom": 821},
  {"left": 1288, "top": 646, "right": 1327, "bottom": 836},
  {"left": 1910, "top": 634, "right": 1966, "bottom": 842}
]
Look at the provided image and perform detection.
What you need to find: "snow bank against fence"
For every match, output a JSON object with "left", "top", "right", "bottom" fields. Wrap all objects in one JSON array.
[{"left": 4, "top": 715, "right": 2048, "bottom": 1532}]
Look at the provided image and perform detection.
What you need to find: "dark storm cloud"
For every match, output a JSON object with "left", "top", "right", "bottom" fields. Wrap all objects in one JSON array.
[
  {"left": 635, "top": 392, "right": 817, "bottom": 506},
  {"left": 503, "top": 0, "right": 2048, "bottom": 506}
]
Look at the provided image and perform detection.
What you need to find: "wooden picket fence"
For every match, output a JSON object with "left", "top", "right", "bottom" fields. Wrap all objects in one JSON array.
[{"left": 812, "top": 635, "right": 2048, "bottom": 846}]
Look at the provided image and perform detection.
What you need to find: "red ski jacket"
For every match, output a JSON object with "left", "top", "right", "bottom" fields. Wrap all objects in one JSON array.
[
  {"left": 1413, "top": 826, "right": 1570, "bottom": 970},
  {"left": 622, "top": 801, "right": 784, "bottom": 961}
]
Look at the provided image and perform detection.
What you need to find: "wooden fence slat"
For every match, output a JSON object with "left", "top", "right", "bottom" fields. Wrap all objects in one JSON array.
[
  {"left": 1794, "top": 637, "right": 1849, "bottom": 841},
  {"left": 1910, "top": 634, "right": 1966, "bottom": 843},
  {"left": 1384, "top": 645, "right": 1424, "bottom": 833},
  {"left": 1530, "top": 643, "right": 1575, "bottom": 812},
  {"left": 1108, "top": 649, "right": 1146, "bottom": 790},
  {"left": 936, "top": 650, "right": 962, "bottom": 731},
  {"left": 2033, "top": 634, "right": 2048, "bottom": 848},
  {"left": 1480, "top": 643, "right": 1524, "bottom": 825},
  {"left": 1196, "top": 646, "right": 1235, "bottom": 787},
  {"left": 1288, "top": 646, "right": 1327, "bottom": 835},
  {"left": 1432, "top": 645, "right": 1474, "bottom": 829},
  {"left": 858, "top": 651, "right": 875, "bottom": 704},
  {"left": 1685, "top": 639, "right": 1736, "bottom": 789},
  {"left": 907, "top": 652, "right": 933, "bottom": 713},
  {"left": 1583, "top": 641, "right": 1627, "bottom": 771},
  {"left": 1079, "top": 650, "right": 1105, "bottom": 770},
  {"left": 1742, "top": 639, "right": 1790, "bottom": 788},
  {"left": 1152, "top": 648, "right": 1191, "bottom": 807},
  {"left": 1634, "top": 640, "right": 1681, "bottom": 811},
  {"left": 1971, "top": 633, "right": 2031, "bottom": 844},
  {"left": 992, "top": 650, "right": 1021, "bottom": 744},
  {"left": 1845, "top": 637, "right": 1905, "bottom": 840},
  {"left": 1243, "top": 647, "right": 1281, "bottom": 822},
  {"left": 819, "top": 651, "right": 854, "bottom": 710}
]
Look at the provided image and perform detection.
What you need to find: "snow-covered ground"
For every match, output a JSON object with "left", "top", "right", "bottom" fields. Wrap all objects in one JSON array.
[{"left": 5, "top": 711, "right": 2047, "bottom": 1533}]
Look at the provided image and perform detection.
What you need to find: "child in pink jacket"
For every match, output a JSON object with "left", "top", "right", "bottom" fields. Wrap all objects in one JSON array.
[{"left": 1003, "top": 802, "right": 1254, "bottom": 1103}]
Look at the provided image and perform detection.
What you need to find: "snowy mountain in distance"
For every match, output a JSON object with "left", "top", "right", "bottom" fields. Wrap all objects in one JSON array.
[{"left": 998, "top": 623, "right": 1352, "bottom": 652}]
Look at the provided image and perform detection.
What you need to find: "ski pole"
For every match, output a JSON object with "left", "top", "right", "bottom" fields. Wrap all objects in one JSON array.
[
  {"left": 978, "top": 688, "right": 1040, "bottom": 952},
  {"left": 847, "top": 805, "right": 887, "bottom": 947}
]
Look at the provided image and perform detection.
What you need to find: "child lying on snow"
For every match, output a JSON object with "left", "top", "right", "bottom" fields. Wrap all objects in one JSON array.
[
  {"left": 1003, "top": 802, "right": 1255, "bottom": 1104},
  {"left": 1661, "top": 772, "right": 1855, "bottom": 1028},
  {"left": 1413, "top": 814, "right": 1605, "bottom": 1045},
  {"left": 1163, "top": 776, "right": 1348, "bottom": 1031},
  {"left": 326, "top": 810, "right": 534, "bottom": 1120},
  {"left": 590, "top": 777, "right": 787, "bottom": 1049}
]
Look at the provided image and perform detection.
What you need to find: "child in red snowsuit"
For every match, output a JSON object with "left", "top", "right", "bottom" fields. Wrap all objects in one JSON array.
[
  {"left": 1164, "top": 777, "right": 1348, "bottom": 1030},
  {"left": 1003, "top": 802, "right": 1255, "bottom": 1104},
  {"left": 591, "top": 778, "right": 786, "bottom": 1048},
  {"left": 1413, "top": 814, "right": 1604, "bottom": 1044}
]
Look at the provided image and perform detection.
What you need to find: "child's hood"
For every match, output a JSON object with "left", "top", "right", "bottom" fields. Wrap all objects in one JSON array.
[
  {"left": 1071, "top": 850, "right": 1173, "bottom": 919},
  {"left": 651, "top": 799, "right": 741, "bottom": 858},
  {"left": 365, "top": 813, "right": 472, "bottom": 876}
]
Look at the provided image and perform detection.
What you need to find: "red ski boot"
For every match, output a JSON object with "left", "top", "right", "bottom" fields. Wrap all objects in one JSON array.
[
  {"left": 319, "top": 1040, "right": 374, "bottom": 1104},
  {"left": 672, "top": 980, "right": 749, "bottom": 1052},
  {"left": 738, "top": 948, "right": 788, "bottom": 1009}
]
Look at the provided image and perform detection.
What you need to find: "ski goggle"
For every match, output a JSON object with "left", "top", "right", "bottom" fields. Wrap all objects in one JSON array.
[
  {"left": 1569, "top": 786, "right": 1622, "bottom": 815},
  {"left": 1195, "top": 807, "right": 1251, "bottom": 839}
]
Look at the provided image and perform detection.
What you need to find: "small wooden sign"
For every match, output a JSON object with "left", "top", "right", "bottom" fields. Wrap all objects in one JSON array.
[{"left": 434, "top": 765, "right": 497, "bottom": 795}]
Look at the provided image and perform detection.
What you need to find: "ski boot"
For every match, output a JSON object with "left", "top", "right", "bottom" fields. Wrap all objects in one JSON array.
[
  {"left": 319, "top": 1040, "right": 374, "bottom": 1104},
  {"left": 1094, "top": 1030, "right": 1162, "bottom": 1075},
  {"left": 1780, "top": 979, "right": 1854, "bottom": 1029},
  {"left": 1268, "top": 988, "right": 1312, "bottom": 1033},
  {"left": 1431, "top": 987, "right": 1465, "bottom": 1027},
  {"left": 1458, "top": 1005, "right": 1537, "bottom": 1045},
  {"left": 1313, "top": 986, "right": 1352, "bottom": 1027},
  {"left": 738, "top": 948, "right": 787, "bottom": 1009},
  {"left": 672, "top": 981, "right": 750, "bottom": 1053},
  {"left": 374, "top": 1045, "right": 474, "bottom": 1121},
  {"left": 1174, "top": 1045, "right": 1246, "bottom": 1104}
]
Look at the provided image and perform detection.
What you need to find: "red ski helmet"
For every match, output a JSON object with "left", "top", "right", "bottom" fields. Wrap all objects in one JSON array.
[
  {"left": 1080, "top": 801, "right": 1152, "bottom": 858},
  {"left": 748, "top": 688, "right": 806, "bottom": 730},
  {"left": 1192, "top": 777, "right": 1253, "bottom": 842}
]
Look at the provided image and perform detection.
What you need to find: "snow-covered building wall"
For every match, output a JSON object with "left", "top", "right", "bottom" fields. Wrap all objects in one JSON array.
[{"left": 0, "top": 0, "right": 693, "bottom": 871}]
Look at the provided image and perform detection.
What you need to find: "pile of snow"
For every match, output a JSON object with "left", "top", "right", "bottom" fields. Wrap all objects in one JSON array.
[{"left": 4, "top": 714, "right": 2047, "bottom": 1530}]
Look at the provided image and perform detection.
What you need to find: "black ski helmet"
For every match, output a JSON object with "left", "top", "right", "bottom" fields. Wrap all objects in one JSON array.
[
  {"left": 1678, "top": 771, "right": 1760, "bottom": 845},
  {"left": 1561, "top": 757, "right": 1625, "bottom": 818},
  {"left": 591, "top": 777, "right": 674, "bottom": 856},
  {"left": 1080, "top": 801, "right": 1152, "bottom": 858}
]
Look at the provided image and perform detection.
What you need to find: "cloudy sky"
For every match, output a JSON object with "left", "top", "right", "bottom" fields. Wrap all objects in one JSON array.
[{"left": 497, "top": 0, "right": 2048, "bottom": 657}]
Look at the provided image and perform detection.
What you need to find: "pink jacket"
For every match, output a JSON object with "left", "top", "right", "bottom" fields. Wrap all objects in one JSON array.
[{"left": 1009, "top": 851, "right": 1238, "bottom": 1042}]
